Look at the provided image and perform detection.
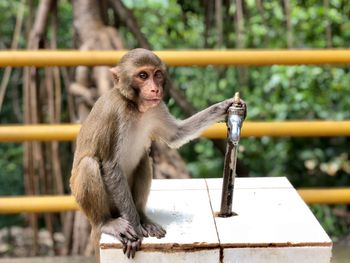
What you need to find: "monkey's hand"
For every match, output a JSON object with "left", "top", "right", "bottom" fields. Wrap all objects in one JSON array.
[
  {"left": 101, "top": 217, "right": 143, "bottom": 258},
  {"left": 219, "top": 98, "right": 247, "bottom": 119},
  {"left": 123, "top": 236, "right": 142, "bottom": 259},
  {"left": 236, "top": 98, "right": 247, "bottom": 119},
  {"left": 123, "top": 223, "right": 144, "bottom": 259}
]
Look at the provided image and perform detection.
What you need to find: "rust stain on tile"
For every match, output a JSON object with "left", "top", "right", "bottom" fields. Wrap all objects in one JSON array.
[{"left": 100, "top": 242, "right": 220, "bottom": 252}]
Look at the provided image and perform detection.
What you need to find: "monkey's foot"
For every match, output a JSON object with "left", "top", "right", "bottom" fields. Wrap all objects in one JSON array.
[{"left": 141, "top": 221, "right": 166, "bottom": 239}]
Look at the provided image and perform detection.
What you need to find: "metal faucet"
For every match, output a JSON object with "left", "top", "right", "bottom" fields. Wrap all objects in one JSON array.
[
  {"left": 218, "top": 92, "right": 246, "bottom": 217},
  {"left": 227, "top": 92, "right": 245, "bottom": 145}
]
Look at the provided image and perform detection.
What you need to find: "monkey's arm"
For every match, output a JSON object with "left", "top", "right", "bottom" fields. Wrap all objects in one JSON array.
[{"left": 156, "top": 99, "right": 238, "bottom": 148}]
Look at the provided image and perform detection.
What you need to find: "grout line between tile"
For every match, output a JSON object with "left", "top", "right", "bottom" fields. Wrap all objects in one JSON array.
[{"left": 204, "top": 179, "right": 223, "bottom": 262}]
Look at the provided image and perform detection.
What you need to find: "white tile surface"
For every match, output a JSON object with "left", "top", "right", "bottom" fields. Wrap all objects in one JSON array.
[
  {"left": 205, "top": 177, "right": 293, "bottom": 190},
  {"left": 100, "top": 177, "right": 332, "bottom": 263},
  {"left": 207, "top": 179, "right": 332, "bottom": 247},
  {"left": 150, "top": 178, "right": 207, "bottom": 191},
  {"left": 224, "top": 247, "right": 332, "bottom": 263},
  {"left": 100, "top": 183, "right": 219, "bottom": 262},
  {"left": 100, "top": 249, "right": 219, "bottom": 263}
]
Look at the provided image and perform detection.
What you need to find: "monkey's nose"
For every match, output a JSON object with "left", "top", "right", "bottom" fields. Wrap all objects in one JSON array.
[{"left": 151, "top": 88, "right": 160, "bottom": 94}]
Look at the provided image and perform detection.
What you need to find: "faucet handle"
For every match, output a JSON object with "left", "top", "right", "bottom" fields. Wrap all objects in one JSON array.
[
  {"left": 233, "top": 92, "right": 244, "bottom": 107},
  {"left": 234, "top": 92, "right": 240, "bottom": 104}
]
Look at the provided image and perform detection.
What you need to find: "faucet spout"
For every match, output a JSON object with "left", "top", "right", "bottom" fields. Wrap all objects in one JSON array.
[
  {"left": 227, "top": 92, "right": 245, "bottom": 145},
  {"left": 227, "top": 113, "right": 243, "bottom": 145}
]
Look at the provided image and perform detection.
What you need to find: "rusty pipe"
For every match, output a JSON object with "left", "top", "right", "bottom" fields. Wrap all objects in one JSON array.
[{"left": 219, "top": 92, "right": 246, "bottom": 217}]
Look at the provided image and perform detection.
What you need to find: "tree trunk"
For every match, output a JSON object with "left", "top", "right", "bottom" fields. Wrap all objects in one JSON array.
[
  {"left": 109, "top": 0, "right": 151, "bottom": 49},
  {"left": 203, "top": 0, "right": 214, "bottom": 48},
  {"left": 215, "top": 0, "right": 223, "bottom": 48},
  {"left": 0, "top": 0, "right": 25, "bottom": 110},
  {"left": 255, "top": 0, "right": 269, "bottom": 46},
  {"left": 235, "top": 0, "right": 245, "bottom": 49},
  {"left": 234, "top": 0, "right": 248, "bottom": 89},
  {"left": 283, "top": 0, "right": 293, "bottom": 48},
  {"left": 23, "top": 0, "right": 56, "bottom": 255},
  {"left": 323, "top": 0, "right": 332, "bottom": 48}
]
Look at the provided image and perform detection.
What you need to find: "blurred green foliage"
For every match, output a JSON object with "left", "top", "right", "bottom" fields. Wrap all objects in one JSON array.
[
  {"left": 0, "top": 143, "right": 24, "bottom": 227},
  {"left": 1, "top": 0, "right": 350, "bottom": 239}
]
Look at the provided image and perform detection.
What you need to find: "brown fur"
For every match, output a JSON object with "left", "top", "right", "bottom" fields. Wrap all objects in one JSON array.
[{"left": 70, "top": 48, "right": 242, "bottom": 260}]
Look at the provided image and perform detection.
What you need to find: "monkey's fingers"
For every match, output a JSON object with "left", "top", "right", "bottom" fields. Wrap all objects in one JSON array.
[
  {"left": 124, "top": 240, "right": 140, "bottom": 259},
  {"left": 149, "top": 225, "right": 159, "bottom": 237},
  {"left": 123, "top": 227, "right": 139, "bottom": 241},
  {"left": 145, "top": 226, "right": 155, "bottom": 237},
  {"left": 141, "top": 222, "right": 165, "bottom": 238},
  {"left": 141, "top": 226, "right": 149, "bottom": 237},
  {"left": 125, "top": 240, "right": 132, "bottom": 258},
  {"left": 132, "top": 239, "right": 142, "bottom": 258},
  {"left": 131, "top": 246, "right": 136, "bottom": 259},
  {"left": 136, "top": 239, "right": 142, "bottom": 251},
  {"left": 153, "top": 226, "right": 166, "bottom": 239},
  {"left": 108, "top": 217, "right": 138, "bottom": 241},
  {"left": 115, "top": 229, "right": 134, "bottom": 243},
  {"left": 240, "top": 99, "right": 247, "bottom": 119},
  {"left": 118, "top": 234, "right": 127, "bottom": 245},
  {"left": 123, "top": 242, "right": 127, "bottom": 254},
  {"left": 122, "top": 242, "right": 128, "bottom": 255},
  {"left": 156, "top": 227, "right": 166, "bottom": 238}
]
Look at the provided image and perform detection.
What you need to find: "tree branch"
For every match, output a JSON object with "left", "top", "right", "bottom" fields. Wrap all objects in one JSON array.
[
  {"left": 0, "top": 0, "right": 25, "bottom": 111},
  {"left": 109, "top": 0, "right": 151, "bottom": 49}
]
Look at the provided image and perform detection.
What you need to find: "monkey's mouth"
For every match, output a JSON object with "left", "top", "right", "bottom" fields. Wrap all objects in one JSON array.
[{"left": 144, "top": 99, "right": 161, "bottom": 103}]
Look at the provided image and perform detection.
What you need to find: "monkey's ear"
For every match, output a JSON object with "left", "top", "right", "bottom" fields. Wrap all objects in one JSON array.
[{"left": 109, "top": 66, "right": 120, "bottom": 83}]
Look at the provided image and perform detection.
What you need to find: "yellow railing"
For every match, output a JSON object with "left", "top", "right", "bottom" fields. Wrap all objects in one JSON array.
[
  {"left": 1, "top": 188, "right": 349, "bottom": 214},
  {"left": 1, "top": 49, "right": 350, "bottom": 209},
  {"left": 298, "top": 188, "right": 350, "bottom": 205},
  {"left": 0, "top": 196, "right": 79, "bottom": 214},
  {"left": 202, "top": 121, "right": 350, "bottom": 138},
  {"left": 0, "top": 121, "right": 349, "bottom": 209},
  {"left": 1, "top": 49, "right": 350, "bottom": 67},
  {"left": 0, "top": 121, "right": 350, "bottom": 142}
]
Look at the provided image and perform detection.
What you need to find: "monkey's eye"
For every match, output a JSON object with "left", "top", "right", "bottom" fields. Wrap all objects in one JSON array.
[
  {"left": 155, "top": 71, "right": 163, "bottom": 79},
  {"left": 138, "top": 72, "right": 148, "bottom": 80}
]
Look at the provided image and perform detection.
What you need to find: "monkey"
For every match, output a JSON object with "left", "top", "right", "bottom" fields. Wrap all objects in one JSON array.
[{"left": 70, "top": 48, "right": 246, "bottom": 260}]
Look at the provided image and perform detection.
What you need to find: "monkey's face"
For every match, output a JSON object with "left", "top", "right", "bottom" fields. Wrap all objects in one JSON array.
[
  {"left": 132, "top": 65, "right": 165, "bottom": 113},
  {"left": 110, "top": 49, "right": 168, "bottom": 112}
]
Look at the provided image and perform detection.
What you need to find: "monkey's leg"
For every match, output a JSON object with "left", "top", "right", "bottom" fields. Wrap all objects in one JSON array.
[
  {"left": 132, "top": 153, "right": 166, "bottom": 239},
  {"left": 71, "top": 157, "right": 141, "bottom": 259},
  {"left": 102, "top": 163, "right": 145, "bottom": 258},
  {"left": 70, "top": 156, "right": 110, "bottom": 262}
]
